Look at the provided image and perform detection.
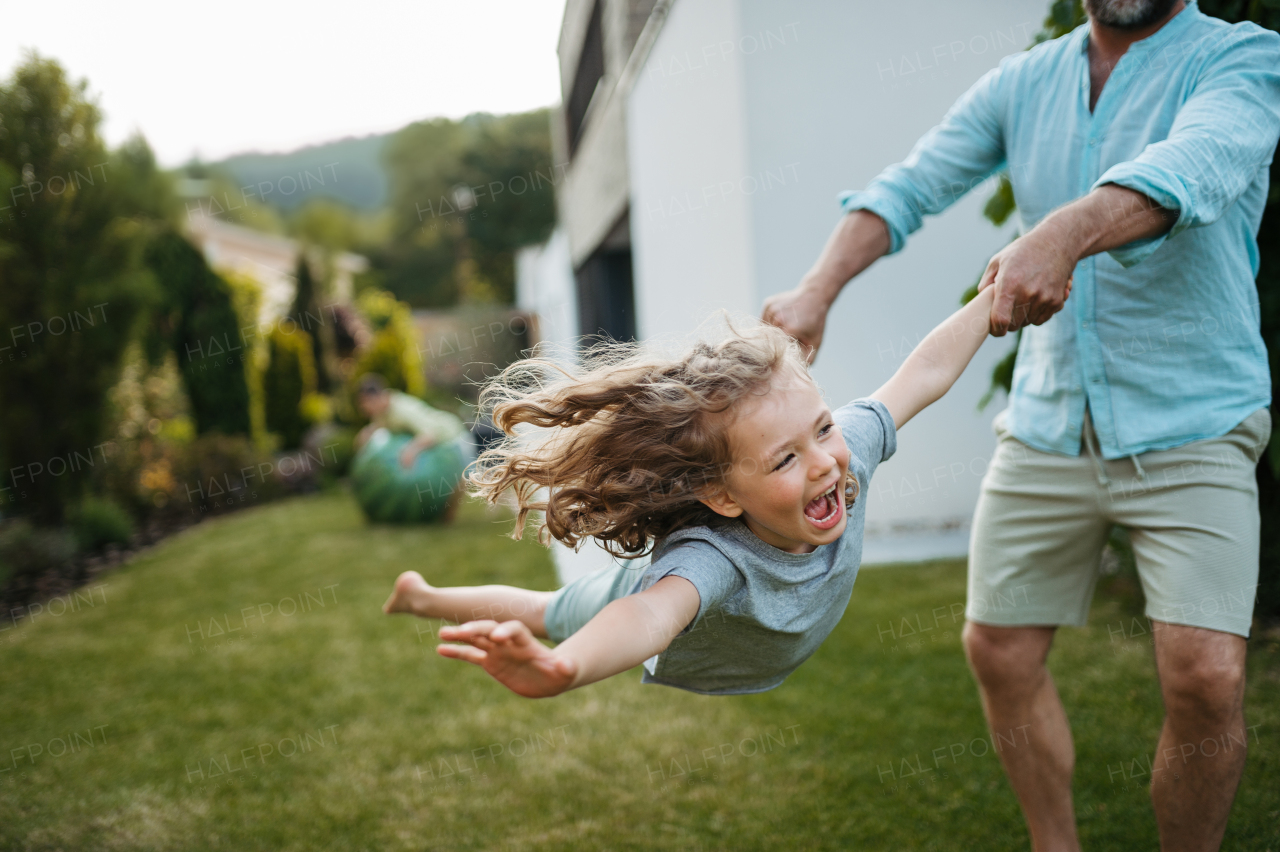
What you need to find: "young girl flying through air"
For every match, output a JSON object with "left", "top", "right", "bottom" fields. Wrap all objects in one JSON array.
[{"left": 384, "top": 287, "right": 999, "bottom": 697}]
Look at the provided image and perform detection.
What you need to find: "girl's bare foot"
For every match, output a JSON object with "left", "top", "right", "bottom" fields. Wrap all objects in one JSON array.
[{"left": 383, "top": 571, "right": 436, "bottom": 616}]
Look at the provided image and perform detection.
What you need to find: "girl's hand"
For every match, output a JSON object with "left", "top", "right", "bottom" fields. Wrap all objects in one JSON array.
[{"left": 438, "top": 620, "right": 578, "bottom": 698}]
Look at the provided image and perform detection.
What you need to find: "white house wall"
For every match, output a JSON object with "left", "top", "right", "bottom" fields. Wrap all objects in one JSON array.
[
  {"left": 627, "top": 0, "right": 758, "bottom": 338},
  {"left": 628, "top": 0, "right": 1044, "bottom": 537},
  {"left": 515, "top": 229, "right": 578, "bottom": 368},
  {"left": 561, "top": 92, "right": 634, "bottom": 269}
]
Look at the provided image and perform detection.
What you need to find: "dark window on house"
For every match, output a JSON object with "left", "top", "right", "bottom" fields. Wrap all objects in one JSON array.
[
  {"left": 566, "top": 0, "right": 605, "bottom": 156},
  {"left": 575, "top": 246, "right": 635, "bottom": 343}
]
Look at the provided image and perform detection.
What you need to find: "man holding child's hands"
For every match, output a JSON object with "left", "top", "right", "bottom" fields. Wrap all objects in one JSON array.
[{"left": 763, "top": 182, "right": 1161, "bottom": 353}]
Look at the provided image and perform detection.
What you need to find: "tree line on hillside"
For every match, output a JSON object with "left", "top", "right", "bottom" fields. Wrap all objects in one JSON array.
[{"left": 187, "top": 110, "right": 559, "bottom": 309}]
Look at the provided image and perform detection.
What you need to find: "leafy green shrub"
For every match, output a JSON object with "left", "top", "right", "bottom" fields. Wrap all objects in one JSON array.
[
  {"left": 263, "top": 327, "right": 318, "bottom": 450},
  {"left": 176, "top": 433, "right": 284, "bottom": 516},
  {"left": 351, "top": 289, "right": 425, "bottom": 404},
  {"left": 299, "top": 392, "right": 333, "bottom": 427},
  {"left": 70, "top": 496, "right": 133, "bottom": 552},
  {"left": 292, "top": 423, "right": 358, "bottom": 490},
  {"left": 96, "top": 427, "right": 285, "bottom": 520},
  {"left": 323, "top": 426, "right": 358, "bottom": 478},
  {"left": 96, "top": 344, "right": 196, "bottom": 516},
  {"left": 95, "top": 347, "right": 289, "bottom": 520},
  {"left": 0, "top": 520, "right": 76, "bottom": 601}
]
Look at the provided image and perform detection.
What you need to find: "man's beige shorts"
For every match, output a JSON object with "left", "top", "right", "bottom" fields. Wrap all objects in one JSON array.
[{"left": 967, "top": 407, "right": 1272, "bottom": 638}]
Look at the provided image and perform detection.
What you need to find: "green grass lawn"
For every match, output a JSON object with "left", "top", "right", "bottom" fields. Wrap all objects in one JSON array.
[{"left": 1, "top": 490, "right": 1277, "bottom": 851}]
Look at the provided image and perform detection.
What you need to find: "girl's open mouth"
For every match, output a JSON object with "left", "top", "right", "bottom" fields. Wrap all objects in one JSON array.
[{"left": 803, "top": 483, "right": 842, "bottom": 530}]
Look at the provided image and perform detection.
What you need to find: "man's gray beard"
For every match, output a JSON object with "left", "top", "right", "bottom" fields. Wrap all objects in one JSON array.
[{"left": 1085, "top": 0, "right": 1178, "bottom": 29}]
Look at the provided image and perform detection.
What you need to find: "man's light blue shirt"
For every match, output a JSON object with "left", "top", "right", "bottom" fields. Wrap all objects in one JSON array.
[{"left": 840, "top": 1, "right": 1280, "bottom": 458}]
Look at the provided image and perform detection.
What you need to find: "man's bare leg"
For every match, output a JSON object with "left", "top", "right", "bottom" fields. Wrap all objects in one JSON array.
[
  {"left": 963, "top": 622, "right": 1080, "bottom": 852},
  {"left": 384, "top": 571, "right": 555, "bottom": 638},
  {"left": 1150, "top": 622, "right": 1248, "bottom": 852}
]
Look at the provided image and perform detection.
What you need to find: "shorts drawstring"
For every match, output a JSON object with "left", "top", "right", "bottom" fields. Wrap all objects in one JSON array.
[
  {"left": 1083, "top": 420, "right": 1110, "bottom": 486},
  {"left": 1083, "top": 407, "right": 1146, "bottom": 485},
  {"left": 1130, "top": 453, "right": 1147, "bottom": 481}
]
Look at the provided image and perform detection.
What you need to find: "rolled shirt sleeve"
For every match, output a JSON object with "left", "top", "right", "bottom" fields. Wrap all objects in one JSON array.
[
  {"left": 840, "top": 59, "right": 1010, "bottom": 254},
  {"left": 1094, "top": 27, "right": 1280, "bottom": 267}
]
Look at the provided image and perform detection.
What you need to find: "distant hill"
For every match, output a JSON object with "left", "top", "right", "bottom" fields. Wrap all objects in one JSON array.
[{"left": 211, "top": 133, "right": 391, "bottom": 212}]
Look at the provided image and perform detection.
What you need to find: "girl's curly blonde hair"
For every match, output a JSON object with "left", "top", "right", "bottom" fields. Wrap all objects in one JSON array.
[{"left": 468, "top": 319, "right": 852, "bottom": 558}]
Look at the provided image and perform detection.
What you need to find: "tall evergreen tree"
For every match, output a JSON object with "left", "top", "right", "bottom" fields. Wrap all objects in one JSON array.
[
  {"left": 289, "top": 252, "right": 333, "bottom": 392},
  {"left": 145, "top": 230, "right": 253, "bottom": 436},
  {"left": 0, "top": 54, "right": 160, "bottom": 523}
]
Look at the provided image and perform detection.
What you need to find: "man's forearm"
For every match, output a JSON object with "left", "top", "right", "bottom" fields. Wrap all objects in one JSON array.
[
  {"left": 1033, "top": 184, "right": 1177, "bottom": 264},
  {"left": 800, "top": 210, "right": 892, "bottom": 304},
  {"left": 976, "top": 184, "right": 1166, "bottom": 334},
  {"left": 762, "top": 209, "right": 893, "bottom": 356}
]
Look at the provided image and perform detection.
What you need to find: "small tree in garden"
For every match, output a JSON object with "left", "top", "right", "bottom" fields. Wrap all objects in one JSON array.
[
  {"left": 145, "top": 230, "right": 253, "bottom": 437},
  {"left": 222, "top": 270, "right": 268, "bottom": 442},
  {"left": 972, "top": 0, "right": 1280, "bottom": 625},
  {"left": 290, "top": 252, "right": 337, "bottom": 393},
  {"left": 262, "top": 326, "right": 318, "bottom": 450}
]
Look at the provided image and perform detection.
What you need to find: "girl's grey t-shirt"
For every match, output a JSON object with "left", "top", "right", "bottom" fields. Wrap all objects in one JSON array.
[{"left": 633, "top": 398, "right": 897, "bottom": 695}]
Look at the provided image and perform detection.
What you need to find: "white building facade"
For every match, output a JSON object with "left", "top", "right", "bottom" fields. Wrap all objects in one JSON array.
[{"left": 520, "top": 0, "right": 1047, "bottom": 578}]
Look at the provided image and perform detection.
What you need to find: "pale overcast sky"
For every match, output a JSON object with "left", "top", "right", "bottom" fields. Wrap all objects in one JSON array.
[{"left": 0, "top": 0, "right": 567, "bottom": 166}]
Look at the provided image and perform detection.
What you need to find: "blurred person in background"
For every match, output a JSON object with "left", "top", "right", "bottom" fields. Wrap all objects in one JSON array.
[{"left": 355, "top": 374, "right": 467, "bottom": 470}]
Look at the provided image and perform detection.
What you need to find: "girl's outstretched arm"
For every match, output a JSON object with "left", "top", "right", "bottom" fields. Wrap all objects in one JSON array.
[
  {"left": 437, "top": 575, "right": 700, "bottom": 698},
  {"left": 870, "top": 287, "right": 999, "bottom": 430}
]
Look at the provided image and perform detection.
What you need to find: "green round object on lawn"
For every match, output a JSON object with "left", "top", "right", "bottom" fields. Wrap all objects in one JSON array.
[{"left": 350, "top": 429, "right": 468, "bottom": 523}]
